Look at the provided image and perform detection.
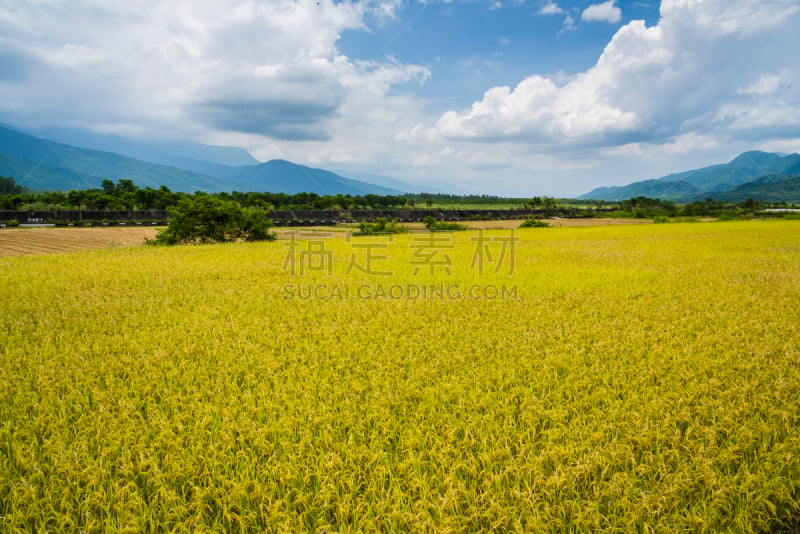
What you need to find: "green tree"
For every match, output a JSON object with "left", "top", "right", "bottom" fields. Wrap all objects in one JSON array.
[
  {"left": 116, "top": 179, "right": 137, "bottom": 194},
  {"left": 150, "top": 195, "right": 276, "bottom": 245},
  {"left": 0, "top": 177, "right": 27, "bottom": 195},
  {"left": 101, "top": 179, "right": 116, "bottom": 195},
  {"left": 65, "top": 190, "right": 87, "bottom": 209}
]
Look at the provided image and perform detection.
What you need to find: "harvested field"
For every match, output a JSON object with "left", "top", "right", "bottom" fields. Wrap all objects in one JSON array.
[{"left": 0, "top": 227, "right": 158, "bottom": 257}]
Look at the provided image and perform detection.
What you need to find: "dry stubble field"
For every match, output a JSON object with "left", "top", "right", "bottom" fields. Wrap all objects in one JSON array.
[{"left": 0, "top": 227, "right": 159, "bottom": 257}]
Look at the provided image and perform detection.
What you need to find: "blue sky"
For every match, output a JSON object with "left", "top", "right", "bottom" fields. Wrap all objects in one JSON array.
[
  {"left": 340, "top": 1, "right": 660, "bottom": 107},
  {"left": 0, "top": 0, "right": 799, "bottom": 196}
]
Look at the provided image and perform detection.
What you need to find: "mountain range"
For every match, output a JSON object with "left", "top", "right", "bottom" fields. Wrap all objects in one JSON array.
[
  {"left": 581, "top": 151, "right": 800, "bottom": 202},
  {"left": 0, "top": 123, "right": 407, "bottom": 195},
  {"left": 5, "top": 121, "right": 799, "bottom": 202}
]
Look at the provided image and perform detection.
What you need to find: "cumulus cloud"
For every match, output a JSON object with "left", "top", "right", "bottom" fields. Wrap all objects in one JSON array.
[
  {"left": 538, "top": 2, "right": 565, "bottom": 15},
  {"left": 1, "top": 0, "right": 799, "bottom": 196},
  {"left": 0, "top": 0, "right": 427, "bottom": 142},
  {"left": 422, "top": 0, "right": 800, "bottom": 151},
  {"left": 581, "top": 0, "right": 622, "bottom": 24},
  {"left": 430, "top": 75, "right": 638, "bottom": 141}
]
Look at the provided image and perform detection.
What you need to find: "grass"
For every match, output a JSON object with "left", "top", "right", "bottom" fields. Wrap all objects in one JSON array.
[{"left": 1, "top": 220, "right": 799, "bottom": 531}]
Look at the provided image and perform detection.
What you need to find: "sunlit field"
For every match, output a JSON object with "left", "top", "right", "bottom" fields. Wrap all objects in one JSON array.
[
  {"left": 0, "top": 227, "right": 159, "bottom": 257},
  {"left": 1, "top": 221, "right": 799, "bottom": 531}
]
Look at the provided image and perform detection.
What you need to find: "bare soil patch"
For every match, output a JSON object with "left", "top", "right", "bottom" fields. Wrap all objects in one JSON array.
[{"left": 0, "top": 227, "right": 158, "bottom": 257}]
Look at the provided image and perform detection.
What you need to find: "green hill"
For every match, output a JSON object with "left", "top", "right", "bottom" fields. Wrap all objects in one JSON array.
[
  {"left": 579, "top": 179, "right": 701, "bottom": 202},
  {"left": 0, "top": 124, "right": 229, "bottom": 191},
  {"left": 0, "top": 152, "right": 99, "bottom": 190},
  {"left": 581, "top": 151, "right": 800, "bottom": 201},
  {"left": 706, "top": 174, "right": 800, "bottom": 203},
  {"left": 0, "top": 124, "right": 402, "bottom": 195}
]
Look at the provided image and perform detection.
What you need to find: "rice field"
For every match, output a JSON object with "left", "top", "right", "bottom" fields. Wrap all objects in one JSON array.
[
  {"left": 1, "top": 220, "right": 799, "bottom": 531},
  {"left": 0, "top": 219, "right": 655, "bottom": 259},
  {"left": 0, "top": 227, "right": 158, "bottom": 257}
]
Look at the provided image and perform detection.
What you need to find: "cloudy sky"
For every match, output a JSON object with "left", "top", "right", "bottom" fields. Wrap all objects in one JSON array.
[{"left": 1, "top": 0, "right": 799, "bottom": 196}]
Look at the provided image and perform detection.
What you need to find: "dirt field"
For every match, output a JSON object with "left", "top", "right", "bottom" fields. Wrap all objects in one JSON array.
[
  {"left": 0, "top": 227, "right": 158, "bottom": 257},
  {"left": 540, "top": 217, "right": 654, "bottom": 227},
  {"left": 0, "top": 218, "right": 656, "bottom": 257}
]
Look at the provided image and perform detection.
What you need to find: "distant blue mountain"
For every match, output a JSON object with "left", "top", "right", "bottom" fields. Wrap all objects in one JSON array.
[
  {"left": 324, "top": 169, "right": 436, "bottom": 194},
  {"left": 580, "top": 179, "right": 702, "bottom": 202},
  {"left": 230, "top": 160, "right": 402, "bottom": 195},
  {"left": 30, "top": 126, "right": 257, "bottom": 179},
  {"left": 0, "top": 123, "right": 403, "bottom": 195},
  {"left": 0, "top": 123, "right": 226, "bottom": 191},
  {"left": 32, "top": 126, "right": 259, "bottom": 166},
  {"left": 580, "top": 151, "right": 800, "bottom": 201}
]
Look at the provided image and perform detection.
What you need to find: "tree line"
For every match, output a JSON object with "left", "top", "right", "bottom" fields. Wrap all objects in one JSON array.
[
  {"left": 0, "top": 177, "right": 794, "bottom": 217},
  {"left": 0, "top": 178, "right": 411, "bottom": 211},
  {"left": 0, "top": 177, "right": 605, "bottom": 211}
]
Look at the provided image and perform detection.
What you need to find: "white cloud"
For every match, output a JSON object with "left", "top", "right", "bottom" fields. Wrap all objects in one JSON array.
[
  {"left": 422, "top": 0, "right": 800, "bottom": 153},
  {"left": 581, "top": 0, "right": 622, "bottom": 24},
  {"left": 369, "top": 0, "right": 403, "bottom": 20},
  {"left": 661, "top": 133, "right": 719, "bottom": 154},
  {"left": 660, "top": 0, "right": 799, "bottom": 36},
  {"left": 738, "top": 74, "right": 782, "bottom": 95},
  {"left": 1, "top": 0, "right": 800, "bottom": 197},
  {"left": 538, "top": 2, "right": 565, "bottom": 15},
  {"left": 429, "top": 75, "right": 638, "bottom": 141},
  {"left": 0, "top": 0, "right": 427, "bottom": 143},
  {"left": 757, "top": 138, "right": 800, "bottom": 154}
]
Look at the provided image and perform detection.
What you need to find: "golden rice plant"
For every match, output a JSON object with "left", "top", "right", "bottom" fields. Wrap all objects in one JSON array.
[{"left": 0, "top": 220, "right": 799, "bottom": 531}]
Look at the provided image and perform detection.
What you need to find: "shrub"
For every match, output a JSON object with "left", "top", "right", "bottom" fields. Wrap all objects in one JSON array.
[
  {"left": 148, "top": 195, "right": 276, "bottom": 245},
  {"left": 423, "top": 216, "right": 467, "bottom": 231},
  {"left": 355, "top": 217, "right": 408, "bottom": 235},
  {"left": 520, "top": 218, "right": 550, "bottom": 228},
  {"left": 605, "top": 210, "right": 631, "bottom": 218}
]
